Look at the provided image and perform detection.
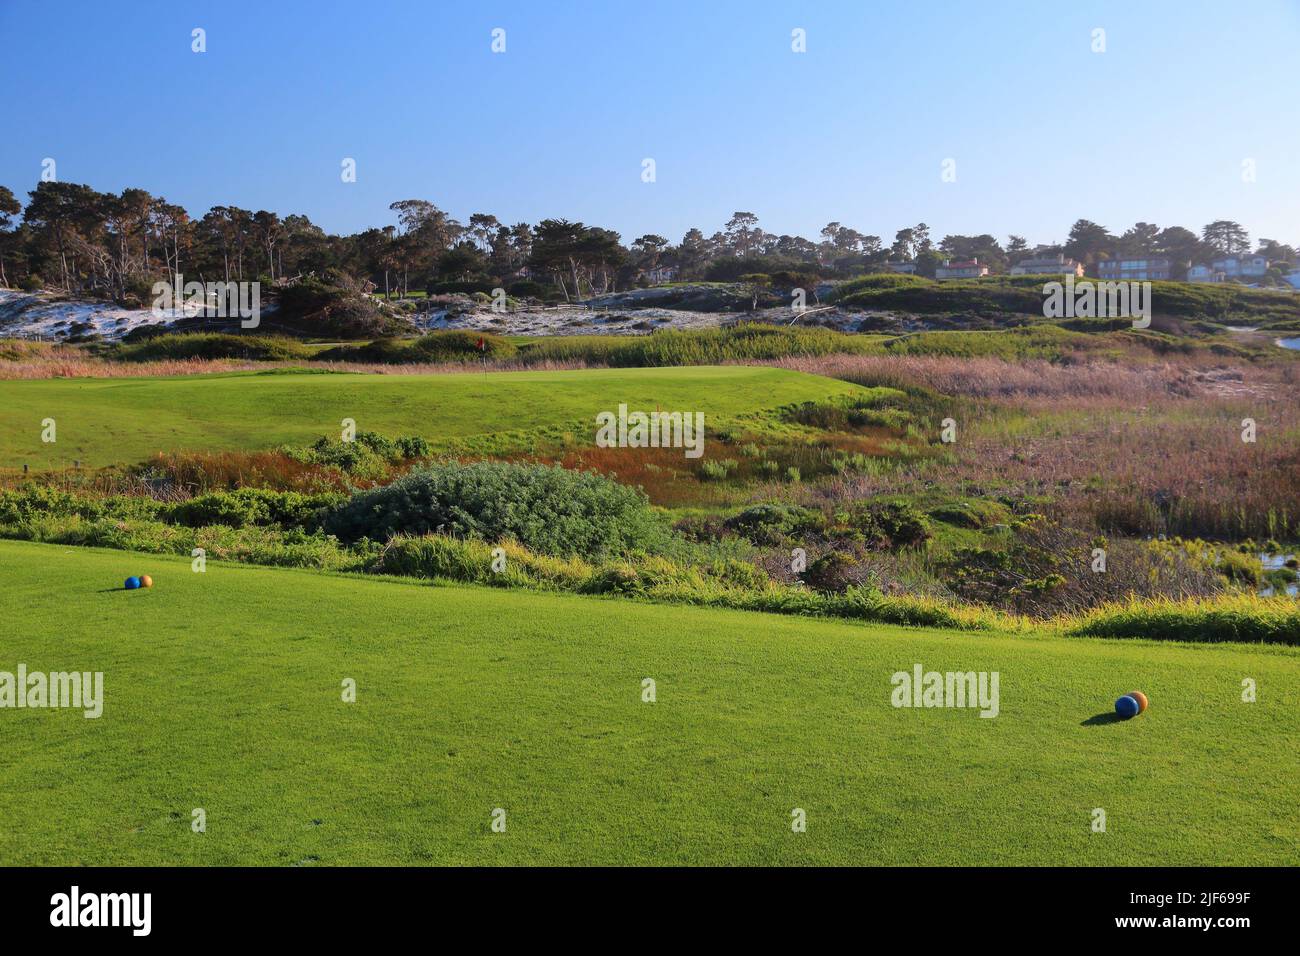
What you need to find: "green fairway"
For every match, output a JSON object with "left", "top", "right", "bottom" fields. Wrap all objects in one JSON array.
[
  {"left": 0, "top": 366, "right": 862, "bottom": 470},
  {"left": 1, "top": 539, "right": 1296, "bottom": 866}
]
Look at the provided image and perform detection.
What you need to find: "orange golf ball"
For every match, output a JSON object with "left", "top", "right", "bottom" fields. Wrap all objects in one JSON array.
[
  {"left": 1128, "top": 691, "right": 1148, "bottom": 713},
  {"left": 139, "top": 574, "right": 153, "bottom": 588}
]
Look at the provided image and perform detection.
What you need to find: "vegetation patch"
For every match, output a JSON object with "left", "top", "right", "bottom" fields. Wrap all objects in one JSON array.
[
  {"left": 115, "top": 333, "right": 314, "bottom": 362},
  {"left": 1068, "top": 595, "right": 1300, "bottom": 645},
  {"left": 322, "top": 460, "right": 673, "bottom": 560},
  {"left": 316, "top": 330, "right": 517, "bottom": 364}
]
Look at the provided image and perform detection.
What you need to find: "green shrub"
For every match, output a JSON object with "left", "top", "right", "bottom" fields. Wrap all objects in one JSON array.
[
  {"left": 164, "top": 489, "right": 344, "bottom": 530},
  {"left": 1216, "top": 549, "right": 1262, "bottom": 587},
  {"left": 927, "top": 500, "right": 1011, "bottom": 529},
  {"left": 804, "top": 551, "right": 866, "bottom": 593},
  {"left": 281, "top": 431, "right": 429, "bottom": 476},
  {"left": 0, "top": 511, "right": 358, "bottom": 571},
  {"left": 116, "top": 333, "right": 313, "bottom": 362},
  {"left": 0, "top": 487, "right": 162, "bottom": 523},
  {"left": 842, "top": 501, "right": 931, "bottom": 548},
  {"left": 723, "top": 504, "right": 824, "bottom": 545},
  {"left": 317, "top": 331, "right": 516, "bottom": 364},
  {"left": 323, "top": 460, "right": 673, "bottom": 559},
  {"left": 699, "top": 458, "right": 738, "bottom": 481}
]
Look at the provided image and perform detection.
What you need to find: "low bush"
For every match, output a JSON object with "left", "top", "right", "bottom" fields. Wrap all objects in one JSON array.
[
  {"left": 839, "top": 501, "right": 931, "bottom": 548},
  {"left": 115, "top": 333, "right": 313, "bottom": 362},
  {"left": 0, "top": 511, "right": 360, "bottom": 571},
  {"left": 281, "top": 431, "right": 429, "bottom": 478},
  {"left": 323, "top": 460, "right": 673, "bottom": 559},
  {"left": 927, "top": 500, "right": 1011, "bottom": 529},
  {"left": 316, "top": 330, "right": 517, "bottom": 364},
  {"left": 0, "top": 487, "right": 162, "bottom": 523},
  {"left": 164, "top": 488, "right": 344, "bottom": 530},
  {"left": 724, "top": 504, "right": 825, "bottom": 545}
]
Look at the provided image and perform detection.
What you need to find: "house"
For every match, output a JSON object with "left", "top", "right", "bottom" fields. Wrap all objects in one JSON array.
[
  {"left": 639, "top": 264, "right": 678, "bottom": 284},
  {"left": 1009, "top": 253, "right": 1084, "bottom": 277},
  {"left": 1097, "top": 258, "right": 1171, "bottom": 281},
  {"left": 1187, "top": 264, "right": 1223, "bottom": 283},
  {"left": 1210, "top": 255, "right": 1269, "bottom": 278},
  {"left": 1285, "top": 269, "right": 1300, "bottom": 291},
  {"left": 883, "top": 261, "right": 917, "bottom": 274},
  {"left": 934, "top": 258, "right": 989, "bottom": 280}
]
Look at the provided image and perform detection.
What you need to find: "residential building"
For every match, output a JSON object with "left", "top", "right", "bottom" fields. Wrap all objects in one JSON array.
[
  {"left": 1009, "top": 253, "right": 1084, "bottom": 277},
  {"left": 1096, "top": 258, "right": 1172, "bottom": 281},
  {"left": 882, "top": 261, "right": 917, "bottom": 274},
  {"left": 934, "top": 258, "right": 989, "bottom": 280},
  {"left": 1210, "top": 255, "right": 1269, "bottom": 278},
  {"left": 1187, "top": 264, "right": 1223, "bottom": 283},
  {"left": 639, "top": 264, "right": 678, "bottom": 284}
]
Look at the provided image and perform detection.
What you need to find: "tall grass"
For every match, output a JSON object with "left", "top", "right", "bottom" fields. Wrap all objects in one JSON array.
[
  {"left": 517, "top": 324, "right": 882, "bottom": 367},
  {"left": 1067, "top": 595, "right": 1300, "bottom": 645},
  {"left": 775, "top": 353, "right": 1300, "bottom": 541}
]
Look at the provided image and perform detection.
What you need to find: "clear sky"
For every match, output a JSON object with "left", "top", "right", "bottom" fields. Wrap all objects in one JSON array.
[{"left": 3, "top": 0, "right": 1298, "bottom": 248}]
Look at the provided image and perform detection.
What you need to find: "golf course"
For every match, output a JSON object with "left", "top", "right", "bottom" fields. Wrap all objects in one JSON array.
[
  {"left": 2, "top": 357, "right": 1298, "bottom": 867},
  {"left": 2, "top": 539, "right": 1297, "bottom": 866},
  {"left": 0, "top": 366, "right": 863, "bottom": 469}
]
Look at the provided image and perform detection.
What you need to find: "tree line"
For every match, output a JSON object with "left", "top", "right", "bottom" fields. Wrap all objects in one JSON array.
[{"left": 0, "top": 180, "right": 1294, "bottom": 302}]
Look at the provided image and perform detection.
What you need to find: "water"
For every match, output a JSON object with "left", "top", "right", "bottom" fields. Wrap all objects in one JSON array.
[
  {"left": 1277, "top": 337, "right": 1300, "bottom": 350},
  {"left": 1259, "top": 553, "right": 1299, "bottom": 597}
]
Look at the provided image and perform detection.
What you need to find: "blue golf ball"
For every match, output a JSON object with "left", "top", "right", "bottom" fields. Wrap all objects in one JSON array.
[
  {"left": 124, "top": 576, "right": 141, "bottom": 590},
  {"left": 1115, "top": 694, "right": 1139, "bottom": 719}
]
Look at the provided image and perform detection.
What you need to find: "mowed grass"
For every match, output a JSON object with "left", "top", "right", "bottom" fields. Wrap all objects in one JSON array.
[
  {"left": 0, "top": 366, "right": 862, "bottom": 470},
  {"left": 1, "top": 540, "right": 1297, "bottom": 866}
]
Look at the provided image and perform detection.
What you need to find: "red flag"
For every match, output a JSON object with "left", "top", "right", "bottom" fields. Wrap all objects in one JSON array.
[{"left": 477, "top": 337, "right": 486, "bottom": 352}]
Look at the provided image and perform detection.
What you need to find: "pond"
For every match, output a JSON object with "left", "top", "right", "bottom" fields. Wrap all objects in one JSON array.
[{"left": 1259, "top": 552, "right": 1299, "bottom": 597}]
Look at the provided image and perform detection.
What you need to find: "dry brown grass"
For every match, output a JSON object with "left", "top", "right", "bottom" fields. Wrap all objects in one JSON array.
[
  {"left": 776, "top": 354, "right": 1300, "bottom": 540},
  {"left": 762, "top": 353, "right": 1294, "bottom": 401}
]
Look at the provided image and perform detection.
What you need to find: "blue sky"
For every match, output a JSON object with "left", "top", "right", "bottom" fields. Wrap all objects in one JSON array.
[{"left": 3, "top": 0, "right": 1298, "bottom": 248}]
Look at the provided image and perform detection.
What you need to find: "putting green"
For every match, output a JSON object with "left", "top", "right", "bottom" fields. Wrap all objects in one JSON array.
[{"left": 1, "top": 539, "right": 1297, "bottom": 866}]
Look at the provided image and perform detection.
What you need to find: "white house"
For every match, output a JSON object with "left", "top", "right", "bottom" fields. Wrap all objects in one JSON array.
[{"left": 640, "top": 265, "right": 679, "bottom": 284}]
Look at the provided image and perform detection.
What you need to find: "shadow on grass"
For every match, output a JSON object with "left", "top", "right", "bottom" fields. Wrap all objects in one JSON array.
[{"left": 1081, "top": 712, "right": 1126, "bottom": 726}]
